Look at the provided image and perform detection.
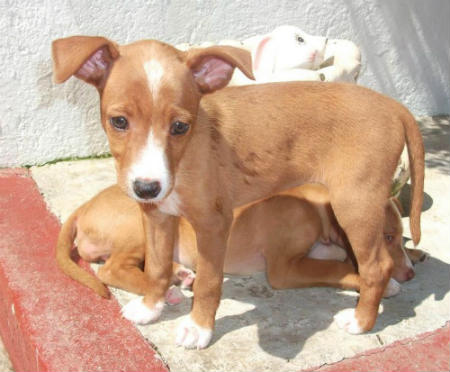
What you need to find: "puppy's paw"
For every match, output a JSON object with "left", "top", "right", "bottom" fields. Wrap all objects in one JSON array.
[
  {"left": 334, "top": 308, "right": 364, "bottom": 334},
  {"left": 165, "top": 286, "right": 185, "bottom": 305},
  {"left": 121, "top": 297, "right": 164, "bottom": 325},
  {"left": 176, "top": 268, "right": 196, "bottom": 289},
  {"left": 176, "top": 315, "right": 213, "bottom": 349},
  {"left": 383, "top": 278, "right": 401, "bottom": 298}
]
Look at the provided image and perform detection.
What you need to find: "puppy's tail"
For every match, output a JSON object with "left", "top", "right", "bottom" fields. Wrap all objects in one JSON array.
[
  {"left": 56, "top": 209, "right": 110, "bottom": 298},
  {"left": 402, "top": 110, "right": 425, "bottom": 246}
]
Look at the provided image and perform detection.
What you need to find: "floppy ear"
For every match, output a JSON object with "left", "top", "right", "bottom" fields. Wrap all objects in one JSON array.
[
  {"left": 252, "top": 36, "right": 276, "bottom": 80},
  {"left": 52, "top": 36, "right": 119, "bottom": 87},
  {"left": 185, "top": 46, "right": 254, "bottom": 93}
]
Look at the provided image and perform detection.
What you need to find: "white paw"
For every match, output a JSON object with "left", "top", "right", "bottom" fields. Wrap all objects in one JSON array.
[
  {"left": 175, "top": 315, "right": 213, "bottom": 349},
  {"left": 334, "top": 308, "right": 364, "bottom": 334},
  {"left": 383, "top": 278, "right": 401, "bottom": 298},
  {"left": 121, "top": 297, "right": 164, "bottom": 325}
]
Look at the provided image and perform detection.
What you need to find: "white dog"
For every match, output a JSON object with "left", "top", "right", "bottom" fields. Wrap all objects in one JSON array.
[{"left": 176, "top": 26, "right": 361, "bottom": 85}]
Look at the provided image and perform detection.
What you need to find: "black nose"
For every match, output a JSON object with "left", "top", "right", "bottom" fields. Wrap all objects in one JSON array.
[{"left": 133, "top": 179, "right": 161, "bottom": 199}]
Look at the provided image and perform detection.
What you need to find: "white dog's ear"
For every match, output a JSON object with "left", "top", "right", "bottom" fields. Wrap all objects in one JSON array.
[
  {"left": 52, "top": 36, "right": 120, "bottom": 87},
  {"left": 252, "top": 36, "right": 276, "bottom": 80},
  {"left": 185, "top": 46, "right": 255, "bottom": 93}
]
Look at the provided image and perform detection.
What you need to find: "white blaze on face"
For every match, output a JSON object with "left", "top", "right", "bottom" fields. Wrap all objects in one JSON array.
[
  {"left": 128, "top": 129, "right": 170, "bottom": 202},
  {"left": 126, "top": 58, "right": 171, "bottom": 202},
  {"left": 144, "top": 59, "right": 165, "bottom": 98}
]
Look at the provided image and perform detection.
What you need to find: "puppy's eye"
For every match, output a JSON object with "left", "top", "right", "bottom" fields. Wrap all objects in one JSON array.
[
  {"left": 170, "top": 121, "right": 190, "bottom": 136},
  {"left": 109, "top": 116, "right": 128, "bottom": 131},
  {"left": 385, "top": 234, "right": 394, "bottom": 243},
  {"left": 296, "top": 35, "right": 304, "bottom": 43}
]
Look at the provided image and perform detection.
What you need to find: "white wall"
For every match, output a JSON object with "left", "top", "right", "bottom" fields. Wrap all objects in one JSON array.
[{"left": 1, "top": 0, "right": 449, "bottom": 167}]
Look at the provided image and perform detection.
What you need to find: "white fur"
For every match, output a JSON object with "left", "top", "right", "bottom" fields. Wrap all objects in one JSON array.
[
  {"left": 269, "top": 25, "right": 327, "bottom": 71},
  {"left": 180, "top": 25, "right": 361, "bottom": 85},
  {"left": 383, "top": 278, "right": 401, "bottom": 298},
  {"left": 121, "top": 297, "right": 164, "bottom": 325},
  {"left": 176, "top": 315, "right": 213, "bottom": 349},
  {"left": 144, "top": 59, "right": 164, "bottom": 98},
  {"left": 334, "top": 308, "right": 364, "bottom": 334},
  {"left": 403, "top": 248, "right": 414, "bottom": 270},
  {"left": 128, "top": 130, "right": 170, "bottom": 202},
  {"left": 157, "top": 191, "right": 181, "bottom": 216},
  {"left": 308, "top": 242, "right": 347, "bottom": 262}
]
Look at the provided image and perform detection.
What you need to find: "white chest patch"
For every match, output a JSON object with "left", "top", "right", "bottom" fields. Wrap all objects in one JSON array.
[
  {"left": 144, "top": 59, "right": 165, "bottom": 98},
  {"left": 157, "top": 191, "right": 181, "bottom": 216}
]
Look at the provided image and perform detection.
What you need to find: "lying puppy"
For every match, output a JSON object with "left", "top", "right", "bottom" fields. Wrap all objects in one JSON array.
[
  {"left": 57, "top": 184, "right": 423, "bottom": 306},
  {"left": 177, "top": 25, "right": 361, "bottom": 84},
  {"left": 56, "top": 184, "right": 194, "bottom": 301}
]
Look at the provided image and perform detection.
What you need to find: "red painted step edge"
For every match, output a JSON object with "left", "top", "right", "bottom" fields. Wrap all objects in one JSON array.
[
  {"left": 0, "top": 169, "right": 168, "bottom": 372},
  {"left": 306, "top": 323, "right": 449, "bottom": 372}
]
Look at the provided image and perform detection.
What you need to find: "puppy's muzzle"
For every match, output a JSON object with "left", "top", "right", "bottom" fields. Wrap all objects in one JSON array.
[{"left": 133, "top": 179, "right": 162, "bottom": 199}]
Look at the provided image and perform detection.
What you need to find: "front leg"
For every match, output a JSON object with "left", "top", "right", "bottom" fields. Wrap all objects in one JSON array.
[
  {"left": 122, "top": 204, "right": 178, "bottom": 324},
  {"left": 176, "top": 208, "right": 232, "bottom": 349}
]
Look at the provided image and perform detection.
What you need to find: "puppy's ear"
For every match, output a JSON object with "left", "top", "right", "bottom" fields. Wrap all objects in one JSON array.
[
  {"left": 185, "top": 46, "right": 254, "bottom": 93},
  {"left": 52, "top": 36, "right": 119, "bottom": 87},
  {"left": 252, "top": 36, "right": 275, "bottom": 78}
]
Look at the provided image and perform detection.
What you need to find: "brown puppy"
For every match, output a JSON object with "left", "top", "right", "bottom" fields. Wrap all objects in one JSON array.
[
  {"left": 57, "top": 184, "right": 423, "bottom": 323},
  {"left": 56, "top": 185, "right": 195, "bottom": 300},
  {"left": 52, "top": 36, "right": 424, "bottom": 348}
]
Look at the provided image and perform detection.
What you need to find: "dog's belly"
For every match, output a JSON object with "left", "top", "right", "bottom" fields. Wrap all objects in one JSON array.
[
  {"left": 173, "top": 239, "right": 266, "bottom": 275},
  {"left": 173, "top": 240, "right": 196, "bottom": 270},
  {"left": 223, "top": 250, "right": 266, "bottom": 275},
  {"left": 76, "top": 231, "right": 112, "bottom": 262}
]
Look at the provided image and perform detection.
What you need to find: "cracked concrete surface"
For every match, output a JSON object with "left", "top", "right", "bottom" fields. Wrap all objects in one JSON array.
[{"left": 27, "top": 116, "right": 449, "bottom": 371}]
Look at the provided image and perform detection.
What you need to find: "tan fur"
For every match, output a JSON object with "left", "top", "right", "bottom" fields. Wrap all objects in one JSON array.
[
  {"left": 52, "top": 37, "right": 425, "bottom": 340},
  {"left": 57, "top": 184, "right": 423, "bottom": 297},
  {"left": 56, "top": 185, "right": 187, "bottom": 298}
]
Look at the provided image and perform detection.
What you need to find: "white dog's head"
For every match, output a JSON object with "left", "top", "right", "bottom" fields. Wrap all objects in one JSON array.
[{"left": 252, "top": 25, "right": 327, "bottom": 80}]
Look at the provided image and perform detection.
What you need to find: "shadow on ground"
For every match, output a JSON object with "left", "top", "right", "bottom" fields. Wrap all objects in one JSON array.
[
  {"left": 151, "top": 251, "right": 448, "bottom": 362},
  {"left": 418, "top": 116, "right": 450, "bottom": 175}
]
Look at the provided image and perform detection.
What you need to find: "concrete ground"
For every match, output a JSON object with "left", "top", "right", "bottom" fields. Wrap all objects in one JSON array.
[
  {"left": 0, "top": 338, "right": 13, "bottom": 372},
  {"left": 1, "top": 115, "right": 449, "bottom": 371}
]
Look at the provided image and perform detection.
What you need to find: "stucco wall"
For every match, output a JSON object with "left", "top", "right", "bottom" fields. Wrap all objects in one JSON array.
[{"left": 1, "top": 0, "right": 449, "bottom": 167}]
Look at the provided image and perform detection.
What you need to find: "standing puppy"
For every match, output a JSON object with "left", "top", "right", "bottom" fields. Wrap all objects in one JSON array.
[{"left": 52, "top": 36, "right": 424, "bottom": 349}]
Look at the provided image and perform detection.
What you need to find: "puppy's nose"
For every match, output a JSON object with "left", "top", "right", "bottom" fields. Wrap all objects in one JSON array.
[
  {"left": 133, "top": 179, "right": 161, "bottom": 199},
  {"left": 405, "top": 268, "right": 415, "bottom": 281}
]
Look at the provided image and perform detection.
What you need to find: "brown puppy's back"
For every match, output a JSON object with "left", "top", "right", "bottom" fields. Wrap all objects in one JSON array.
[{"left": 200, "top": 81, "right": 423, "bottom": 244}]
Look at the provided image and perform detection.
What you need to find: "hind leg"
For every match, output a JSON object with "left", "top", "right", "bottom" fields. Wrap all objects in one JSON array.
[
  {"left": 97, "top": 252, "right": 150, "bottom": 295},
  {"left": 266, "top": 254, "right": 361, "bottom": 291},
  {"left": 98, "top": 253, "right": 192, "bottom": 295},
  {"left": 330, "top": 190, "right": 393, "bottom": 334},
  {"left": 262, "top": 219, "right": 361, "bottom": 290}
]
